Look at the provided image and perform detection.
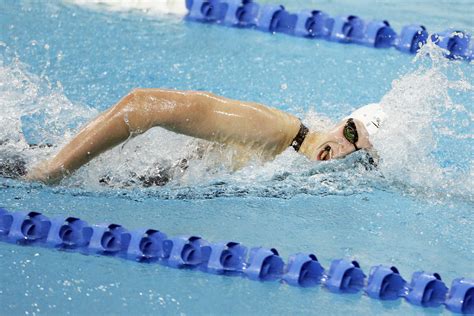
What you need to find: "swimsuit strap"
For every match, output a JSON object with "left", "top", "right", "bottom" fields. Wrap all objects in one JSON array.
[{"left": 291, "top": 122, "right": 309, "bottom": 152}]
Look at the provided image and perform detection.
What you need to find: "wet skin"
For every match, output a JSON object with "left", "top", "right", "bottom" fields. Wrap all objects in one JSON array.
[
  {"left": 298, "top": 118, "right": 372, "bottom": 162},
  {"left": 26, "top": 89, "right": 372, "bottom": 184}
]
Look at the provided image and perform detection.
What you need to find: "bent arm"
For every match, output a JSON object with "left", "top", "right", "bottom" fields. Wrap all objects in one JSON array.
[{"left": 27, "top": 88, "right": 300, "bottom": 183}]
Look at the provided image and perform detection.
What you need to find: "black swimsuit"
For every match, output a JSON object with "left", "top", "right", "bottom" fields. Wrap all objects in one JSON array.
[{"left": 291, "top": 123, "right": 309, "bottom": 152}]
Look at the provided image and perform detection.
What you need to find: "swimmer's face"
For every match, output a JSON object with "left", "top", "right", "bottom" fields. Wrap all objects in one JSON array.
[{"left": 314, "top": 118, "right": 372, "bottom": 161}]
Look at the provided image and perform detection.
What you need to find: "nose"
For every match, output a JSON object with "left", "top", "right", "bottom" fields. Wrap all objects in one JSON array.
[{"left": 332, "top": 140, "right": 357, "bottom": 159}]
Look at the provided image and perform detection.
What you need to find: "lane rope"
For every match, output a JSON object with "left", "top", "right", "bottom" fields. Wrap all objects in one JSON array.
[
  {"left": 0, "top": 208, "right": 472, "bottom": 314},
  {"left": 184, "top": 0, "right": 473, "bottom": 60}
]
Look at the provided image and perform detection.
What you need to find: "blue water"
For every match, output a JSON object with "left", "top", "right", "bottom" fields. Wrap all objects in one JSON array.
[{"left": 0, "top": 1, "right": 473, "bottom": 315}]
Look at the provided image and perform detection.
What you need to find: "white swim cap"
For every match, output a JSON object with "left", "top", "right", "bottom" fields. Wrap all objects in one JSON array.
[{"left": 346, "top": 103, "right": 386, "bottom": 137}]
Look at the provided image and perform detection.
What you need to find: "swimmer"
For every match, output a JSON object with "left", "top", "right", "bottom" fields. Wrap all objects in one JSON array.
[{"left": 24, "top": 89, "right": 385, "bottom": 184}]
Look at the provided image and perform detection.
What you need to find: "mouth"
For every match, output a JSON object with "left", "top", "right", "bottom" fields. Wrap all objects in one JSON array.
[{"left": 317, "top": 145, "right": 332, "bottom": 161}]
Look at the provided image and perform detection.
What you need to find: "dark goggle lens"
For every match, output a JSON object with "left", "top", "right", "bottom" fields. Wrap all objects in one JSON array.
[
  {"left": 343, "top": 119, "right": 358, "bottom": 145},
  {"left": 343, "top": 125, "right": 356, "bottom": 144}
]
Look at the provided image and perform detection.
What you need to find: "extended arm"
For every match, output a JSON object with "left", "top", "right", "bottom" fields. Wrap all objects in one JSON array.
[{"left": 27, "top": 89, "right": 301, "bottom": 183}]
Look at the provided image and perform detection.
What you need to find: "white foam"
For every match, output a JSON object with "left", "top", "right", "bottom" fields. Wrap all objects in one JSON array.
[
  {"left": 1, "top": 38, "right": 472, "bottom": 202},
  {"left": 65, "top": 0, "right": 188, "bottom": 16},
  {"left": 0, "top": 54, "right": 99, "bottom": 167},
  {"left": 371, "top": 39, "right": 473, "bottom": 200}
]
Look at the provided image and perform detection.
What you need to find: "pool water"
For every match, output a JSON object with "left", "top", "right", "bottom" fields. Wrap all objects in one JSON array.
[{"left": 0, "top": 1, "right": 473, "bottom": 315}]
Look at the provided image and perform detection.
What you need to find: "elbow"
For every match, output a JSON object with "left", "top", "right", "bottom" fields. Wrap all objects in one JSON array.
[
  {"left": 112, "top": 89, "right": 155, "bottom": 133},
  {"left": 114, "top": 89, "right": 143, "bottom": 112},
  {"left": 129, "top": 88, "right": 149, "bottom": 98},
  {"left": 124, "top": 88, "right": 149, "bottom": 106}
]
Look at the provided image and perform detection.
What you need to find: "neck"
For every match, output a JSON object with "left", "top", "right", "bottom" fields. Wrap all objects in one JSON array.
[{"left": 298, "top": 131, "right": 324, "bottom": 160}]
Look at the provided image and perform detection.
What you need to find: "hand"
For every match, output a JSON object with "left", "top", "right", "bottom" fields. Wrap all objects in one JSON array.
[{"left": 24, "top": 160, "right": 65, "bottom": 185}]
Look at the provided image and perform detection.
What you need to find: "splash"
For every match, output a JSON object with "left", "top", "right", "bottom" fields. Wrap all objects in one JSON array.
[
  {"left": 65, "top": 0, "right": 188, "bottom": 16},
  {"left": 372, "top": 39, "right": 474, "bottom": 201},
  {"left": 0, "top": 41, "right": 472, "bottom": 202},
  {"left": 0, "top": 52, "right": 377, "bottom": 198},
  {"left": 0, "top": 43, "right": 98, "bottom": 170}
]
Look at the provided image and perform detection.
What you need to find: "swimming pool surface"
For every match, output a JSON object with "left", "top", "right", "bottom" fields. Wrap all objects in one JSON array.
[{"left": 0, "top": 1, "right": 473, "bottom": 315}]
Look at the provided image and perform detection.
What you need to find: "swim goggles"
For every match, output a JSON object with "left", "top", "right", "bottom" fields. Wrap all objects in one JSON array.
[{"left": 343, "top": 118, "right": 359, "bottom": 151}]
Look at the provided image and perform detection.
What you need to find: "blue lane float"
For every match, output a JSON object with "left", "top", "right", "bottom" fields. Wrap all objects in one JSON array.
[
  {"left": 431, "top": 30, "right": 471, "bottom": 59},
  {"left": 325, "top": 259, "right": 366, "bottom": 293},
  {"left": 47, "top": 217, "right": 93, "bottom": 248},
  {"left": 7, "top": 211, "right": 51, "bottom": 244},
  {"left": 202, "top": 241, "right": 247, "bottom": 274},
  {"left": 282, "top": 253, "right": 324, "bottom": 287},
  {"left": 397, "top": 25, "right": 429, "bottom": 54},
  {"left": 258, "top": 5, "right": 298, "bottom": 35},
  {"left": 224, "top": 0, "right": 260, "bottom": 27},
  {"left": 365, "top": 265, "right": 407, "bottom": 300},
  {"left": 163, "top": 235, "right": 208, "bottom": 268},
  {"left": 405, "top": 271, "right": 449, "bottom": 308},
  {"left": 245, "top": 247, "right": 284, "bottom": 281},
  {"left": 184, "top": 0, "right": 473, "bottom": 60},
  {"left": 362, "top": 20, "right": 397, "bottom": 48},
  {"left": 127, "top": 229, "right": 167, "bottom": 261},
  {"left": 446, "top": 278, "right": 474, "bottom": 314},
  {"left": 294, "top": 10, "right": 334, "bottom": 38},
  {"left": 0, "top": 208, "right": 473, "bottom": 314},
  {"left": 187, "top": 0, "right": 228, "bottom": 22},
  {"left": 88, "top": 223, "right": 131, "bottom": 255},
  {"left": 0, "top": 207, "right": 13, "bottom": 235},
  {"left": 329, "top": 15, "right": 366, "bottom": 44}
]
